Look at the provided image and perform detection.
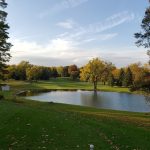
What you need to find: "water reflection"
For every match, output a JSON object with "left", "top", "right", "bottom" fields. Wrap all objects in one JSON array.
[
  {"left": 145, "top": 96, "right": 150, "bottom": 106},
  {"left": 20, "top": 90, "right": 150, "bottom": 112}
]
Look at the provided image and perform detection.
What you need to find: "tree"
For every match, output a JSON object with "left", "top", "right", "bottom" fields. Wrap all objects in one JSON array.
[
  {"left": 68, "top": 65, "right": 78, "bottom": 74},
  {"left": 63, "top": 66, "right": 69, "bottom": 77},
  {"left": 17, "top": 61, "right": 31, "bottom": 80},
  {"left": 123, "top": 67, "right": 133, "bottom": 87},
  {"left": 80, "top": 58, "right": 106, "bottom": 91},
  {"left": 70, "top": 71, "right": 79, "bottom": 80},
  {"left": 101, "top": 62, "right": 116, "bottom": 85},
  {"left": 0, "top": 0, "right": 12, "bottom": 79},
  {"left": 108, "top": 73, "right": 115, "bottom": 86},
  {"left": 129, "top": 63, "right": 144, "bottom": 84},
  {"left": 40, "top": 67, "right": 50, "bottom": 80},
  {"left": 68, "top": 65, "right": 79, "bottom": 80},
  {"left": 147, "top": 50, "right": 150, "bottom": 64},
  {"left": 118, "top": 68, "right": 125, "bottom": 86},
  {"left": 7, "top": 65, "right": 20, "bottom": 80},
  {"left": 134, "top": 1, "right": 150, "bottom": 64},
  {"left": 26, "top": 66, "right": 42, "bottom": 81},
  {"left": 57, "top": 66, "right": 64, "bottom": 77},
  {"left": 51, "top": 67, "right": 58, "bottom": 78}
]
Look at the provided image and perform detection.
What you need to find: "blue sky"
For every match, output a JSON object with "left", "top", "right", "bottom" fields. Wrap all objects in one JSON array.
[{"left": 7, "top": 0, "right": 149, "bottom": 67}]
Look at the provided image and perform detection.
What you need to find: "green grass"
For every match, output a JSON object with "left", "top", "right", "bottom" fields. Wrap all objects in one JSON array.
[
  {"left": 0, "top": 99, "right": 150, "bottom": 150},
  {"left": 0, "top": 79, "right": 149, "bottom": 149},
  {"left": 3, "top": 78, "right": 130, "bottom": 94}
]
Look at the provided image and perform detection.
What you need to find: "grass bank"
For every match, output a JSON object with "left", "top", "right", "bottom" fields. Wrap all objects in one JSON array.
[
  {"left": 0, "top": 79, "right": 149, "bottom": 149},
  {"left": 0, "top": 98, "right": 150, "bottom": 150}
]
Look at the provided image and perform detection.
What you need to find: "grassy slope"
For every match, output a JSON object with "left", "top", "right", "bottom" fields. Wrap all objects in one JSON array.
[
  {"left": 0, "top": 79, "right": 150, "bottom": 149},
  {"left": 0, "top": 99, "right": 150, "bottom": 150}
]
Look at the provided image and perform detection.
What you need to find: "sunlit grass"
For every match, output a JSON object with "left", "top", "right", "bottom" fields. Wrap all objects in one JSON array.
[
  {"left": 0, "top": 99, "right": 149, "bottom": 149},
  {"left": 3, "top": 78, "right": 130, "bottom": 94},
  {"left": 0, "top": 78, "right": 149, "bottom": 149}
]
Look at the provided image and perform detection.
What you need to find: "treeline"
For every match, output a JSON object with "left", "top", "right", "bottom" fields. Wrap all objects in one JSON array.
[
  {"left": 5, "top": 61, "right": 79, "bottom": 81},
  {"left": 108, "top": 63, "right": 150, "bottom": 92},
  {"left": 4, "top": 60, "right": 150, "bottom": 92}
]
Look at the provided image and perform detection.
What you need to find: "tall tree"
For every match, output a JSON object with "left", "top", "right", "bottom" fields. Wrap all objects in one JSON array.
[
  {"left": 68, "top": 65, "right": 79, "bottom": 80},
  {"left": 118, "top": 68, "right": 125, "bottom": 86},
  {"left": 17, "top": 61, "right": 31, "bottom": 80},
  {"left": 80, "top": 58, "right": 106, "bottom": 91},
  {"left": 123, "top": 67, "right": 133, "bottom": 87},
  {"left": 134, "top": 1, "right": 150, "bottom": 64},
  {"left": 108, "top": 73, "right": 115, "bottom": 87},
  {"left": 0, "top": 0, "right": 12, "bottom": 79}
]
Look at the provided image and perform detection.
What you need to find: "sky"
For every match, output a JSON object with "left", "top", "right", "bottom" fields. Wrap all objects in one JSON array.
[{"left": 6, "top": 0, "right": 149, "bottom": 67}]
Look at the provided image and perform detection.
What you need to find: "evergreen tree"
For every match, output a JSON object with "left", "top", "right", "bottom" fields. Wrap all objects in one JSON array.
[
  {"left": 118, "top": 68, "right": 125, "bottom": 86},
  {"left": 123, "top": 68, "right": 133, "bottom": 87},
  {"left": 108, "top": 73, "right": 115, "bottom": 87},
  {"left": 135, "top": 1, "right": 150, "bottom": 64},
  {"left": 0, "top": 0, "right": 11, "bottom": 79}
]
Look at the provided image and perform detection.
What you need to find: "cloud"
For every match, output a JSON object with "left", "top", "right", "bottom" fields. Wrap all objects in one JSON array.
[
  {"left": 39, "top": 0, "right": 89, "bottom": 18},
  {"left": 59, "top": 11, "right": 135, "bottom": 41},
  {"left": 56, "top": 19, "right": 76, "bottom": 29},
  {"left": 9, "top": 10, "right": 141, "bottom": 67},
  {"left": 10, "top": 38, "right": 148, "bottom": 67}
]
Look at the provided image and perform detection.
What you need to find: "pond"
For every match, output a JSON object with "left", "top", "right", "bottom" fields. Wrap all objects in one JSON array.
[{"left": 21, "top": 90, "right": 150, "bottom": 112}]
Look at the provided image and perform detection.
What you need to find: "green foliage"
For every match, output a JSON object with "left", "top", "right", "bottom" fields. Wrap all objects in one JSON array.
[
  {"left": 50, "top": 67, "right": 58, "bottom": 78},
  {"left": 108, "top": 73, "right": 115, "bottom": 86},
  {"left": 123, "top": 68, "right": 133, "bottom": 87},
  {"left": 57, "top": 66, "right": 64, "bottom": 77},
  {"left": 40, "top": 67, "right": 51, "bottom": 80},
  {"left": 63, "top": 66, "right": 69, "bottom": 77},
  {"left": 101, "top": 62, "right": 116, "bottom": 85},
  {"left": 135, "top": 2, "right": 150, "bottom": 64},
  {"left": 135, "top": 5, "right": 150, "bottom": 48},
  {"left": 17, "top": 61, "right": 31, "bottom": 80},
  {"left": 118, "top": 68, "right": 125, "bottom": 86},
  {"left": 0, "top": 0, "right": 12, "bottom": 79},
  {"left": 26, "top": 66, "right": 42, "bottom": 81}
]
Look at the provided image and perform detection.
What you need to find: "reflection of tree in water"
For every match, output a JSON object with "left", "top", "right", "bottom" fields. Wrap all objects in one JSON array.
[
  {"left": 145, "top": 96, "right": 150, "bottom": 106},
  {"left": 80, "top": 91, "right": 103, "bottom": 107},
  {"left": 93, "top": 91, "right": 98, "bottom": 100}
]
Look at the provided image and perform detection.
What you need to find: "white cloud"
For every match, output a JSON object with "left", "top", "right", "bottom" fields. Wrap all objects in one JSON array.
[
  {"left": 39, "top": 0, "right": 89, "bottom": 18},
  {"left": 60, "top": 11, "right": 135, "bottom": 41},
  {"left": 56, "top": 19, "right": 76, "bottom": 29},
  {"left": 9, "top": 38, "right": 148, "bottom": 67}
]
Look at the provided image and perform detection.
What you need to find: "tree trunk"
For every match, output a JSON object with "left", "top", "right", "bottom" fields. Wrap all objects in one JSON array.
[{"left": 93, "top": 81, "right": 97, "bottom": 92}]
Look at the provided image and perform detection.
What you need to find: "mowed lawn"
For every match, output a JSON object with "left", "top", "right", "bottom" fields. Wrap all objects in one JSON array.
[
  {"left": 0, "top": 79, "right": 149, "bottom": 149},
  {"left": 0, "top": 99, "right": 150, "bottom": 150},
  {"left": 4, "top": 78, "right": 130, "bottom": 93}
]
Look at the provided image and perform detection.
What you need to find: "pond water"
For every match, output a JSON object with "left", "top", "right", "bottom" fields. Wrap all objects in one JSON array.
[{"left": 22, "top": 90, "right": 150, "bottom": 112}]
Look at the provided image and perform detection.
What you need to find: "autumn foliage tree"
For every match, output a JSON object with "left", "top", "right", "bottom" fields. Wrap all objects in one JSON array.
[
  {"left": 123, "top": 67, "right": 133, "bottom": 87},
  {"left": 68, "top": 65, "right": 79, "bottom": 80},
  {"left": 80, "top": 58, "right": 106, "bottom": 91}
]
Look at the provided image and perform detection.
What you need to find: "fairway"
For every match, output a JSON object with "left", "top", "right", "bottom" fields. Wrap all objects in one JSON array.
[
  {"left": 0, "top": 100, "right": 150, "bottom": 150},
  {"left": 4, "top": 78, "right": 130, "bottom": 93},
  {"left": 0, "top": 80, "right": 150, "bottom": 149}
]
